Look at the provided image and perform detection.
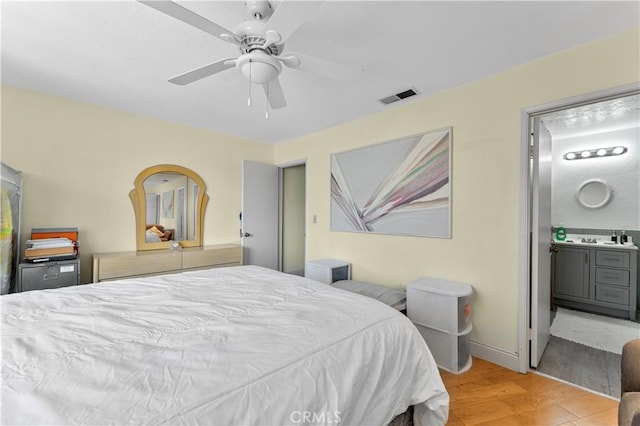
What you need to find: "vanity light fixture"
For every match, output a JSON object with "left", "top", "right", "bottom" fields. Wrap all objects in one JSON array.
[
  {"left": 612, "top": 146, "right": 625, "bottom": 155},
  {"left": 563, "top": 146, "right": 627, "bottom": 160}
]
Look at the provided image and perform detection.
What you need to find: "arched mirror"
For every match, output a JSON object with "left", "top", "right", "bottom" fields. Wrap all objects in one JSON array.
[{"left": 130, "top": 164, "right": 208, "bottom": 251}]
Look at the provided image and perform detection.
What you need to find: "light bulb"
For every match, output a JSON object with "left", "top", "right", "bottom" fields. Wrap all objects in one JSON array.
[
  {"left": 612, "top": 146, "right": 625, "bottom": 155},
  {"left": 566, "top": 152, "right": 576, "bottom": 160},
  {"left": 581, "top": 151, "right": 591, "bottom": 158},
  {"left": 596, "top": 149, "right": 607, "bottom": 156}
]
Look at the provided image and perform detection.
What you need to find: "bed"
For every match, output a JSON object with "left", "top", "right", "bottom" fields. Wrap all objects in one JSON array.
[
  {"left": 145, "top": 224, "right": 174, "bottom": 242},
  {"left": 1, "top": 265, "right": 448, "bottom": 425}
]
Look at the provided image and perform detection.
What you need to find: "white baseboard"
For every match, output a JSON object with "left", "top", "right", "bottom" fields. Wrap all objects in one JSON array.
[{"left": 469, "top": 340, "right": 520, "bottom": 372}]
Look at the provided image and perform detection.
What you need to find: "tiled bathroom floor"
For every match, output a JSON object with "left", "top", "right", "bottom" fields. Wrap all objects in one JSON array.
[{"left": 537, "top": 335, "right": 621, "bottom": 398}]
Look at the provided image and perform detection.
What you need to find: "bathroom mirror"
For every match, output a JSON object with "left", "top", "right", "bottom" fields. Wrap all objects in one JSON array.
[
  {"left": 576, "top": 179, "right": 612, "bottom": 209},
  {"left": 130, "top": 164, "right": 208, "bottom": 251}
]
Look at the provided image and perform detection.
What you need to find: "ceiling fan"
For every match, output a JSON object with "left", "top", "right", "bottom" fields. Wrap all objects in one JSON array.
[{"left": 140, "top": 0, "right": 363, "bottom": 112}]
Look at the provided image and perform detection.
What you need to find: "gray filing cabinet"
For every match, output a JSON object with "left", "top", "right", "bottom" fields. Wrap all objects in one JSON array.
[{"left": 17, "top": 259, "right": 80, "bottom": 292}]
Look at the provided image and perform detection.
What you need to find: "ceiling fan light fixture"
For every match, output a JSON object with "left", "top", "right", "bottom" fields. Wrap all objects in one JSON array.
[{"left": 237, "top": 52, "right": 282, "bottom": 84}]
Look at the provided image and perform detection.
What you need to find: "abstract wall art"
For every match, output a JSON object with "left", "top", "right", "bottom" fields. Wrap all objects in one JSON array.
[{"left": 331, "top": 128, "right": 451, "bottom": 238}]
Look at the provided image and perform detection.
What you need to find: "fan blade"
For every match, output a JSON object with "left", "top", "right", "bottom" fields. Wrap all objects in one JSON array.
[
  {"left": 139, "top": 1, "right": 238, "bottom": 44},
  {"left": 264, "top": 1, "right": 324, "bottom": 42},
  {"left": 262, "top": 78, "right": 287, "bottom": 109},
  {"left": 168, "top": 58, "right": 236, "bottom": 85},
  {"left": 280, "top": 52, "right": 364, "bottom": 81}
]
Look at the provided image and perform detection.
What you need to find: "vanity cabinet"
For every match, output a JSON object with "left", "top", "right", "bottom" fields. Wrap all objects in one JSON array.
[
  {"left": 92, "top": 244, "right": 241, "bottom": 282},
  {"left": 594, "top": 250, "right": 632, "bottom": 308},
  {"left": 554, "top": 247, "right": 590, "bottom": 300},
  {"left": 553, "top": 244, "right": 637, "bottom": 320}
]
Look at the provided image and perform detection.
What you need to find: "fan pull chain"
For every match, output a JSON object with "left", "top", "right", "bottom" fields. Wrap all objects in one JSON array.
[
  {"left": 247, "top": 60, "right": 252, "bottom": 107},
  {"left": 265, "top": 82, "right": 270, "bottom": 119}
]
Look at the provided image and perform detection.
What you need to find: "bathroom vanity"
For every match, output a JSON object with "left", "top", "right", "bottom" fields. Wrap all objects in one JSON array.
[{"left": 553, "top": 239, "right": 637, "bottom": 320}]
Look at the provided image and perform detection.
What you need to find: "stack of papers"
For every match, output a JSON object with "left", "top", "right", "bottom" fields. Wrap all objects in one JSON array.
[{"left": 25, "top": 238, "right": 76, "bottom": 261}]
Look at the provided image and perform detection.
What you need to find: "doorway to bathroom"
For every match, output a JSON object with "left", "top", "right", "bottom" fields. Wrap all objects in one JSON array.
[{"left": 523, "top": 86, "right": 639, "bottom": 397}]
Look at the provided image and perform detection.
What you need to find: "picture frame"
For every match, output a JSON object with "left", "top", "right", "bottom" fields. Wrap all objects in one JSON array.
[{"left": 330, "top": 127, "right": 452, "bottom": 238}]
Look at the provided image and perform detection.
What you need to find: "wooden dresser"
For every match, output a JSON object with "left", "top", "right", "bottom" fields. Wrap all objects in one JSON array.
[{"left": 92, "top": 244, "right": 241, "bottom": 283}]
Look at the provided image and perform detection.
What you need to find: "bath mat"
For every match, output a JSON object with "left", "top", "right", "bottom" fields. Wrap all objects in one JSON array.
[{"left": 550, "top": 307, "right": 639, "bottom": 354}]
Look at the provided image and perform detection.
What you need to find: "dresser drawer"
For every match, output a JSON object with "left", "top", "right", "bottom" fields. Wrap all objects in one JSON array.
[
  {"left": 96, "top": 251, "right": 182, "bottom": 281},
  {"left": 595, "top": 267, "right": 630, "bottom": 287},
  {"left": 92, "top": 244, "right": 242, "bottom": 282},
  {"left": 182, "top": 246, "right": 241, "bottom": 270},
  {"left": 595, "top": 250, "right": 630, "bottom": 269},
  {"left": 595, "top": 285, "right": 630, "bottom": 306}
]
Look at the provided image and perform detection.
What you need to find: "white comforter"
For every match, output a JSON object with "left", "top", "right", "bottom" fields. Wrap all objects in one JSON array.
[{"left": 1, "top": 266, "right": 448, "bottom": 425}]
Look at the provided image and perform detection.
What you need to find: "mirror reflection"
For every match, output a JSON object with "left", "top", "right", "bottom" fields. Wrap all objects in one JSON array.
[
  {"left": 130, "top": 164, "right": 207, "bottom": 251},
  {"left": 143, "top": 172, "right": 200, "bottom": 243}
]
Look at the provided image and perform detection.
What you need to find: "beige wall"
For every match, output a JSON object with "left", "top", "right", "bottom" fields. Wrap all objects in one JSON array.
[
  {"left": 1, "top": 27, "right": 637, "bottom": 359},
  {"left": 0, "top": 86, "right": 273, "bottom": 283},
  {"left": 274, "top": 28, "right": 640, "bottom": 356}
]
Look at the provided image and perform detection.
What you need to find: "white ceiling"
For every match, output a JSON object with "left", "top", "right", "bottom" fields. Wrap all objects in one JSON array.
[
  {"left": 542, "top": 94, "right": 640, "bottom": 140},
  {"left": 2, "top": 1, "right": 639, "bottom": 144}
]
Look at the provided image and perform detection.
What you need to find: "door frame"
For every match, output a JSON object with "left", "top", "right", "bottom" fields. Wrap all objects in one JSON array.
[
  {"left": 277, "top": 159, "right": 307, "bottom": 273},
  {"left": 517, "top": 82, "right": 639, "bottom": 373}
]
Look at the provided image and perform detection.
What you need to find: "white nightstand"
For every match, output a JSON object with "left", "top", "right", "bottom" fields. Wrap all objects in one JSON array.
[
  {"left": 407, "top": 277, "right": 473, "bottom": 374},
  {"left": 305, "top": 259, "right": 351, "bottom": 284}
]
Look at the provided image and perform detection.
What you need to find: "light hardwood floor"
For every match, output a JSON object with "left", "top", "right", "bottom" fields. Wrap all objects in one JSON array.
[{"left": 440, "top": 357, "right": 619, "bottom": 425}]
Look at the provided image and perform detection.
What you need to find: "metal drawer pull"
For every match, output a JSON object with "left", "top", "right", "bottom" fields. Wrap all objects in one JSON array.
[
  {"left": 602, "top": 255, "right": 621, "bottom": 261},
  {"left": 43, "top": 273, "right": 59, "bottom": 281}
]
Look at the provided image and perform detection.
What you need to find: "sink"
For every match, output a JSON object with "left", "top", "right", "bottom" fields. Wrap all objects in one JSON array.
[{"left": 579, "top": 238, "right": 598, "bottom": 244}]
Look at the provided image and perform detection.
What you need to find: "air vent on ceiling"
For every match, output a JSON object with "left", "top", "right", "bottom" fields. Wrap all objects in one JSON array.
[{"left": 378, "top": 88, "right": 420, "bottom": 105}]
